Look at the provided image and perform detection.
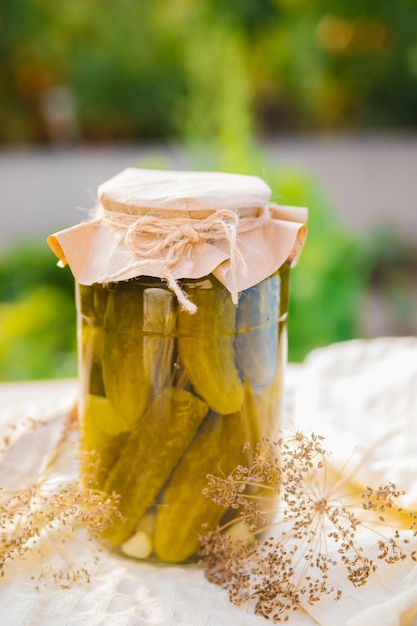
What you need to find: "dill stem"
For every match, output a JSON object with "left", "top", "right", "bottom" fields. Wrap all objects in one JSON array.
[{"left": 232, "top": 480, "right": 277, "bottom": 493}]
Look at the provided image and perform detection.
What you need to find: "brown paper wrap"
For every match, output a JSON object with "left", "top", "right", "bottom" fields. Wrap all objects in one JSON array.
[{"left": 48, "top": 168, "right": 307, "bottom": 302}]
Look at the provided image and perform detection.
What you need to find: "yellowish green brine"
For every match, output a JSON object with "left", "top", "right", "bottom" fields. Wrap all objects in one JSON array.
[{"left": 77, "top": 268, "right": 289, "bottom": 563}]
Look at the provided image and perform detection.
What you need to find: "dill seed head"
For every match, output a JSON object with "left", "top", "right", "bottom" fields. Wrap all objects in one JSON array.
[
  {"left": 199, "top": 431, "right": 417, "bottom": 623},
  {"left": 0, "top": 410, "right": 121, "bottom": 587}
]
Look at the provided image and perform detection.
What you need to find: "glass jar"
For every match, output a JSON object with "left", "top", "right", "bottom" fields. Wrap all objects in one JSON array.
[{"left": 76, "top": 265, "right": 290, "bottom": 564}]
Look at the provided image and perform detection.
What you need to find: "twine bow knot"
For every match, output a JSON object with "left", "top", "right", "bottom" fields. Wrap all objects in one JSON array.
[{"left": 177, "top": 222, "right": 201, "bottom": 245}]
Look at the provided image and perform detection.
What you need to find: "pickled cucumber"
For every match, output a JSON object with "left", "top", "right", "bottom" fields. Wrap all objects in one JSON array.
[
  {"left": 101, "top": 281, "right": 151, "bottom": 430},
  {"left": 240, "top": 378, "right": 281, "bottom": 447},
  {"left": 79, "top": 321, "right": 105, "bottom": 397},
  {"left": 143, "top": 287, "right": 176, "bottom": 398},
  {"left": 79, "top": 396, "right": 129, "bottom": 490},
  {"left": 77, "top": 283, "right": 109, "bottom": 397},
  {"left": 83, "top": 393, "right": 132, "bottom": 437},
  {"left": 77, "top": 283, "right": 94, "bottom": 320},
  {"left": 178, "top": 277, "right": 243, "bottom": 414},
  {"left": 235, "top": 273, "right": 280, "bottom": 388},
  {"left": 154, "top": 409, "right": 250, "bottom": 563},
  {"left": 101, "top": 386, "right": 208, "bottom": 546},
  {"left": 77, "top": 283, "right": 109, "bottom": 325}
]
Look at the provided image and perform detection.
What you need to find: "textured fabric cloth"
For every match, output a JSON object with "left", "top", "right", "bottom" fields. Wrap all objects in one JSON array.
[
  {"left": 1, "top": 337, "right": 416, "bottom": 626},
  {"left": 292, "top": 337, "right": 417, "bottom": 626}
]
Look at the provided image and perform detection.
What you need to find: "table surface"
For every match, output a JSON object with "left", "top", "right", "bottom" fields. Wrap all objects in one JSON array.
[{"left": 1, "top": 337, "right": 417, "bottom": 626}]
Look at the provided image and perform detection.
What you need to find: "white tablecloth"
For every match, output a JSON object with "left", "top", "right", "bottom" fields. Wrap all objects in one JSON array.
[{"left": 1, "top": 337, "right": 417, "bottom": 626}]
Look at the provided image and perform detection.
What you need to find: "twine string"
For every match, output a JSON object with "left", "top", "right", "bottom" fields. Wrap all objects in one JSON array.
[{"left": 95, "top": 205, "right": 270, "bottom": 313}]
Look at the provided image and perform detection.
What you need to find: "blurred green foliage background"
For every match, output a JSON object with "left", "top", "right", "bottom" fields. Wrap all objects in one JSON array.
[
  {"left": 0, "top": 0, "right": 416, "bottom": 380},
  {"left": 2, "top": 0, "right": 417, "bottom": 144}
]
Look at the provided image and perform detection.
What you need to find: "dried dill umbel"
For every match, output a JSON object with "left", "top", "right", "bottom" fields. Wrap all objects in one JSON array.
[
  {"left": 199, "top": 430, "right": 417, "bottom": 622},
  {"left": 0, "top": 408, "right": 122, "bottom": 588}
]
